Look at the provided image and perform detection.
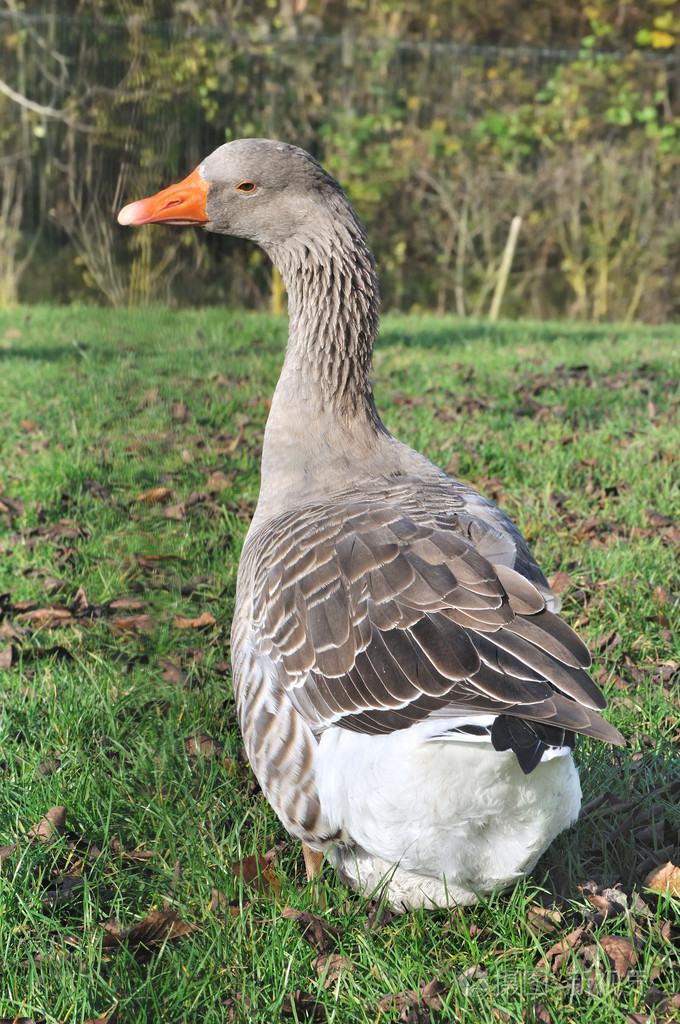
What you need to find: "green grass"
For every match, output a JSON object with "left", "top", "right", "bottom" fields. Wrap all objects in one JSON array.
[{"left": 0, "top": 306, "right": 679, "bottom": 1023}]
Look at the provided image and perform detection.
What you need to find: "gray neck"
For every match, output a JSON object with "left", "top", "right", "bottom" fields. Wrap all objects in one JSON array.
[
  {"left": 266, "top": 196, "right": 381, "bottom": 418},
  {"left": 253, "top": 201, "right": 390, "bottom": 519}
]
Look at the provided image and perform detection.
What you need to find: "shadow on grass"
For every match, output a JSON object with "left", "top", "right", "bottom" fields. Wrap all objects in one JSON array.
[
  {"left": 0, "top": 344, "right": 92, "bottom": 363},
  {"left": 378, "top": 316, "right": 668, "bottom": 351},
  {"left": 538, "top": 739, "right": 680, "bottom": 899}
]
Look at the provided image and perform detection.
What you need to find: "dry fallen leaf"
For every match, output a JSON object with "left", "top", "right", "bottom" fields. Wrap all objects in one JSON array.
[
  {"left": 206, "top": 470, "right": 232, "bottom": 491},
  {"left": 281, "top": 990, "right": 326, "bottom": 1021},
  {"left": 0, "top": 644, "right": 15, "bottom": 670},
  {"left": 378, "top": 977, "right": 449, "bottom": 1019},
  {"left": 159, "top": 658, "right": 186, "bottom": 685},
  {"left": 547, "top": 571, "right": 574, "bottom": 595},
  {"left": 365, "top": 897, "right": 393, "bottom": 932},
  {"left": 312, "top": 952, "right": 354, "bottom": 988},
  {"left": 232, "top": 854, "right": 280, "bottom": 898},
  {"left": 599, "top": 934, "right": 637, "bottom": 977},
  {"left": 543, "top": 925, "right": 586, "bottom": 973},
  {"left": 583, "top": 888, "right": 628, "bottom": 923},
  {"left": 15, "top": 606, "right": 73, "bottom": 628},
  {"left": 101, "top": 908, "right": 198, "bottom": 954},
  {"left": 170, "top": 400, "right": 191, "bottom": 422},
  {"left": 27, "top": 805, "right": 66, "bottom": 842},
  {"left": 173, "top": 611, "right": 216, "bottom": 630},
  {"left": 281, "top": 907, "right": 343, "bottom": 953},
  {"left": 527, "top": 904, "right": 563, "bottom": 935},
  {"left": 185, "top": 731, "right": 224, "bottom": 763},
  {"left": 42, "top": 873, "right": 85, "bottom": 910},
  {"left": 136, "top": 487, "right": 173, "bottom": 505},
  {"left": 110, "top": 614, "right": 154, "bottom": 633},
  {"left": 644, "top": 861, "right": 680, "bottom": 896},
  {"left": 0, "top": 492, "right": 24, "bottom": 518}
]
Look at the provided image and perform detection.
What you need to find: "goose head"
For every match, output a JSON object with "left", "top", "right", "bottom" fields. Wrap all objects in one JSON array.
[{"left": 117, "top": 138, "right": 348, "bottom": 249}]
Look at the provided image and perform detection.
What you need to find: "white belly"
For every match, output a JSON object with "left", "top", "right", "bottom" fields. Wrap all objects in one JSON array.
[{"left": 314, "top": 721, "right": 581, "bottom": 911}]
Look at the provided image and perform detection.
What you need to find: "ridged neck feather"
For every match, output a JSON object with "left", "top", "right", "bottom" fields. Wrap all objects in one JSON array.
[{"left": 265, "top": 194, "right": 381, "bottom": 420}]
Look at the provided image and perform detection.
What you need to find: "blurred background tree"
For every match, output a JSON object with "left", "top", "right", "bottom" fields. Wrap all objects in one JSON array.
[{"left": 2, "top": 0, "right": 680, "bottom": 320}]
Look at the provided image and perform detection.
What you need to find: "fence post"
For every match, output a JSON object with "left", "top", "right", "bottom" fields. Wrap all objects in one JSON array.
[{"left": 489, "top": 215, "right": 522, "bottom": 322}]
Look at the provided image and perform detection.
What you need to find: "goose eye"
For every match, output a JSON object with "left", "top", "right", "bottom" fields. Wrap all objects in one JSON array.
[{"left": 236, "top": 181, "right": 257, "bottom": 193}]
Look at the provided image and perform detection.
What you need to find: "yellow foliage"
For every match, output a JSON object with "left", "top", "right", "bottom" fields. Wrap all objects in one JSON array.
[{"left": 651, "top": 29, "right": 675, "bottom": 46}]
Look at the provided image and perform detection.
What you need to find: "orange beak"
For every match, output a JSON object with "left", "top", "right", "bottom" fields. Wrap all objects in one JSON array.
[{"left": 117, "top": 165, "right": 209, "bottom": 227}]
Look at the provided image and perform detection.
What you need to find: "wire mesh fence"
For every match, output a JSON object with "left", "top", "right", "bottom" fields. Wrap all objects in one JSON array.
[{"left": 3, "top": 10, "right": 680, "bottom": 319}]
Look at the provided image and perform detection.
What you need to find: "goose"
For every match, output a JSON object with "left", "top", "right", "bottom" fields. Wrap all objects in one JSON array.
[{"left": 118, "top": 139, "right": 624, "bottom": 911}]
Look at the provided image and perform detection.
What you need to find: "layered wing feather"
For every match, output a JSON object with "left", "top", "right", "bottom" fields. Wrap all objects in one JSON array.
[
  {"left": 232, "top": 485, "right": 623, "bottom": 837},
  {"left": 247, "top": 492, "right": 621, "bottom": 741}
]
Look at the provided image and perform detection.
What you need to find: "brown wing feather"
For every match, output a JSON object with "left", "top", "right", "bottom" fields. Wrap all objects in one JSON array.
[{"left": 250, "top": 497, "right": 623, "bottom": 746}]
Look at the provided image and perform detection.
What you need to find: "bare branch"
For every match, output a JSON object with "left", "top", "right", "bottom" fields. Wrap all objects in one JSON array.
[{"left": 0, "top": 76, "right": 95, "bottom": 132}]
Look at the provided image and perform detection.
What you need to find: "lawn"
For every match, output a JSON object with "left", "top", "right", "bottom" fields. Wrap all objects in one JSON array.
[{"left": 0, "top": 305, "right": 678, "bottom": 1024}]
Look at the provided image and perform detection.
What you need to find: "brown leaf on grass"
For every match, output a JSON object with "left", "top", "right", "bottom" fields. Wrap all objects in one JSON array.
[
  {"left": 70, "top": 583, "right": 91, "bottom": 616},
  {"left": 27, "top": 805, "right": 66, "bottom": 841},
  {"left": 378, "top": 977, "right": 449, "bottom": 1019},
  {"left": 599, "top": 934, "right": 637, "bottom": 977},
  {"left": 161, "top": 491, "right": 218, "bottom": 521},
  {"left": 209, "top": 887, "right": 240, "bottom": 918},
  {"left": 173, "top": 611, "right": 216, "bottom": 630},
  {"left": 644, "top": 861, "right": 680, "bottom": 896},
  {"left": 82, "top": 1005, "right": 119, "bottom": 1024},
  {"left": 547, "top": 571, "right": 574, "bottom": 595},
  {"left": 528, "top": 1004, "right": 552, "bottom": 1024},
  {"left": 0, "top": 842, "right": 18, "bottom": 863},
  {"left": 583, "top": 890, "right": 628, "bottom": 923},
  {"left": 591, "top": 629, "right": 622, "bottom": 654},
  {"left": 216, "top": 422, "right": 246, "bottom": 456},
  {"left": 100, "top": 908, "right": 198, "bottom": 953},
  {"left": 35, "top": 755, "right": 61, "bottom": 778},
  {"left": 15, "top": 606, "right": 73, "bottom": 628},
  {"left": 527, "top": 905, "right": 563, "bottom": 935},
  {"left": 135, "top": 386, "right": 160, "bottom": 411},
  {"left": 0, "top": 644, "right": 16, "bottom": 670},
  {"left": 160, "top": 501, "right": 188, "bottom": 521},
  {"left": 180, "top": 574, "right": 214, "bottom": 596},
  {"left": 206, "top": 470, "right": 232, "bottom": 492},
  {"left": 41, "top": 574, "right": 69, "bottom": 595},
  {"left": 170, "top": 400, "right": 191, "bottom": 422},
  {"left": 281, "top": 907, "right": 343, "bottom": 953},
  {"left": 365, "top": 898, "right": 393, "bottom": 932},
  {"left": 645, "top": 993, "right": 680, "bottom": 1022},
  {"left": 646, "top": 508, "right": 675, "bottom": 528},
  {"left": 110, "top": 837, "right": 154, "bottom": 861},
  {"left": 185, "top": 731, "right": 224, "bottom": 763},
  {"left": 223, "top": 995, "right": 254, "bottom": 1021},
  {"left": 19, "top": 419, "right": 38, "bottom": 433},
  {"left": 18, "top": 519, "right": 89, "bottom": 549},
  {"left": 0, "top": 620, "right": 24, "bottom": 640},
  {"left": 106, "top": 596, "right": 146, "bottom": 612},
  {"left": 83, "top": 477, "right": 117, "bottom": 505},
  {"left": 281, "top": 990, "right": 326, "bottom": 1021},
  {"left": 136, "top": 486, "right": 173, "bottom": 505},
  {"left": 42, "top": 873, "right": 85, "bottom": 910},
  {"left": 162, "top": 858, "right": 183, "bottom": 911},
  {"left": 159, "top": 659, "right": 186, "bottom": 685},
  {"left": 110, "top": 614, "right": 154, "bottom": 633},
  {"left": 312, "top": 952, "right": 354, "bottom": 988},
  {"left": 0, "top": 492, "right": 25, "bottom": 518},
  {"left": 543, "top": 925, "right": 586, "bottom": 973},
  {"left": 232, "top": 854, "right": 280, "bottom": 898},
  {"left": 0, "top": 1018, "right": 41, "bottom": 1024}
]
